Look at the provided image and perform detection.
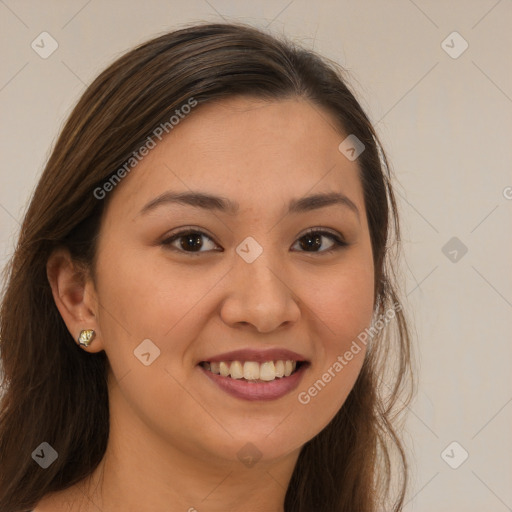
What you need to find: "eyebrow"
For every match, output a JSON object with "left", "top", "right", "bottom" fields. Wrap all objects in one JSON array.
[{"left": 138, "top": 190, "right": 360, "bottom": 221}]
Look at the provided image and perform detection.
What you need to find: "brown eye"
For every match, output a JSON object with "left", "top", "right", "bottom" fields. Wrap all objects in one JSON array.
[
  {"left": 292, "top": 230, "right": 347, "bottom": 254},
  {"left": 161, "top": 230, "right": 220, "bottom": 254}
]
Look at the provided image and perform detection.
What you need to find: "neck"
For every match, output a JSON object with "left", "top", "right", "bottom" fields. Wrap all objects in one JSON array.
[{"left": 73, "top": 382, "right": 300, "bottom": 512}]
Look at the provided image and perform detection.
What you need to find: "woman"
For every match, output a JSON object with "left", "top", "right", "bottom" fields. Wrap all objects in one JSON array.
[{"left": 0, "top": 22, "right": 414, "bottom": 512}]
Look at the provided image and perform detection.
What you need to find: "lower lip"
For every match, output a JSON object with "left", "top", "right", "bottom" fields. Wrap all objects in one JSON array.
[{"left": 199, "top": 363, "right": 309, "bottom": 401}]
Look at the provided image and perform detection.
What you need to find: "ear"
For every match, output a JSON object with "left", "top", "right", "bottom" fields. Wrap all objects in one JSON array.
[{"left": 46, "top": 247, "right": 104, "bottom": 353}]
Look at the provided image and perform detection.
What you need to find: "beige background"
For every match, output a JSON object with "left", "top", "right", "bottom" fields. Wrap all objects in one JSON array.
[{"left": 1, "top": 1, "right": 511, "bottom": 510}]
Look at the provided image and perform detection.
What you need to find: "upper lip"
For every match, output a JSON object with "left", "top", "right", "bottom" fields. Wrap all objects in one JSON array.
[{"left": 199, "top": 348, "right": 308, "bottom": 364}]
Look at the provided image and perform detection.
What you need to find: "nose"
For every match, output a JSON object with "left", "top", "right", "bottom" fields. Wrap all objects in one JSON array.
[{"left": 219, "top": 249, "right": 301, "bottom": 333}]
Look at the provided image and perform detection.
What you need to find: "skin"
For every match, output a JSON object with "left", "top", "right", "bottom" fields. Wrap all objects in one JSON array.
[{"left": 40, "top": 96, "right": 375, "bottom": 512}]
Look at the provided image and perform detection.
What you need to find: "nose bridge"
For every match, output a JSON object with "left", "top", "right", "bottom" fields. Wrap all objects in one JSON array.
[
  {"left": 234, "top": 237, "right": 286, "bottom": 299},
  {"left": 220, "top": 236, "right": 299, "bottom": 332},
  {"left": 250, "top": 258, "right": 281, "bottom": 290}
]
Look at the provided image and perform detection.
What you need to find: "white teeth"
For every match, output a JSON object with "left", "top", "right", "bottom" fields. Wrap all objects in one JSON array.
[
  {"left": 243, "top": 361, "right": 259, "bottom": 380},
  {"left": 274, "top": 360, "right": 285, "bottom": 378},
  {"left": 203, "top": 359, "right": 300, "bottom": 381},
  {"left": 259, "top": 361, "right": 276, "bottom": 381},
  {"left": 230, "top": 361, "right": 244, "bottom": 379},
  {"left": 219, "top": 361, "right": 230, "bottom": 377}
]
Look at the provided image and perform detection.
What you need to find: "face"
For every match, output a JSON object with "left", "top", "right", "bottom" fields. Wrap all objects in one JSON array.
[{"left": 89, "top": 96, "right": 375, "bottom": 466}]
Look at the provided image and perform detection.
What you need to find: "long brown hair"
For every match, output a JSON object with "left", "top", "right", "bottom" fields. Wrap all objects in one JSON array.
[{"left": 0, "top": 22, "right": 414, "bottom": 512}]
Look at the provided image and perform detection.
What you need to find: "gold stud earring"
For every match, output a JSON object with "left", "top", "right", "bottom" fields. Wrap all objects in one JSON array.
[{"left": 78, "top": 329, "right": 96, "bottom": 347}]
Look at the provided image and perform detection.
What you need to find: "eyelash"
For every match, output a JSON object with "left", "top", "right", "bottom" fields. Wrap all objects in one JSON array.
[{"left": 160, "top": 227, "right": 348, "bottom": 256}]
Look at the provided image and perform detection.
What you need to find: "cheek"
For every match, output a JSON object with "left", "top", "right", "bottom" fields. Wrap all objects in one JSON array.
[
  {"left": 94, "top": 246, "right": 224, "bottom": 379},
  {"left": 94, "top": 251, "right": 215, "bottom": 443},
  {"left": 299, "top": 254, "right": 375, "bottom": 345},
  {"left": 292, "top": 254, "right": 374, "bottom": 424},
  {"left": 92, "top": 248, "right": 178, "bottom": 377},
  {"left": 95, "top": 247, "right": 193, "bottom": 335}
]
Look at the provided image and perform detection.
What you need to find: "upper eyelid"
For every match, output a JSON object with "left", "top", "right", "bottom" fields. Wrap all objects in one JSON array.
[{"left": 163, "top": 226, "right": 342, "bottom": 239}]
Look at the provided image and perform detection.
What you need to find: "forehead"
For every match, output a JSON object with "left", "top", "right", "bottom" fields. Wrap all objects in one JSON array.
[{"left": 103, "top": 96, "right": 365, "bottom": 220}]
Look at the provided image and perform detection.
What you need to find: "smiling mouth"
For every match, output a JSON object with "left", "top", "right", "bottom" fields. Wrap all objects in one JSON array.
[{"left": 199, "top": 360, "right": 307, "bottom": 382}]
